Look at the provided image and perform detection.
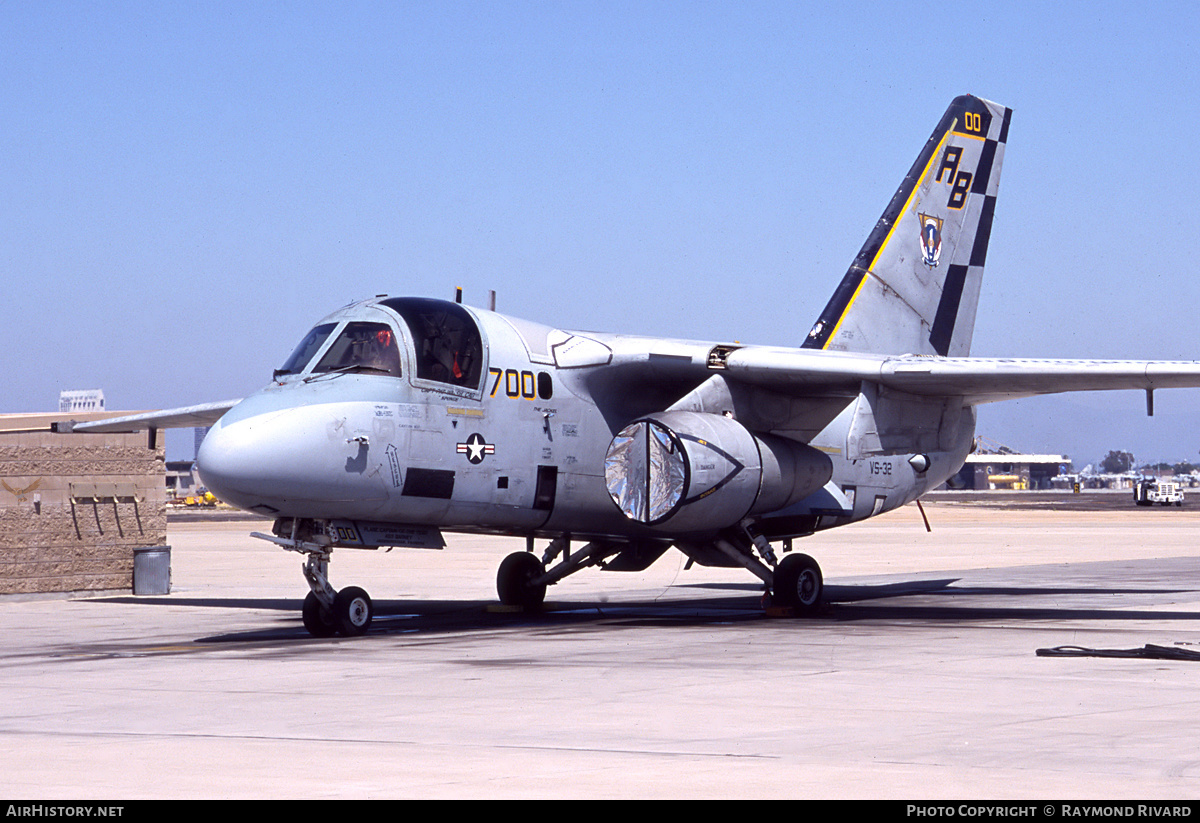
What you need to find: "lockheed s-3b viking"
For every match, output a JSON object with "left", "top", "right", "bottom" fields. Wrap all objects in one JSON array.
[{"left": 72, "top": 96, "right": 1200, "bottom": 637}]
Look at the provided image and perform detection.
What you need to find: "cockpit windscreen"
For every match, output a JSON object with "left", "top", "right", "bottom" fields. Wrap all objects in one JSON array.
[
  {"left": 276, "top": 323, "right": 337, "bottom": 376},
  {"left": 311, "top": 322, "right": 402, "bottom": 376}
]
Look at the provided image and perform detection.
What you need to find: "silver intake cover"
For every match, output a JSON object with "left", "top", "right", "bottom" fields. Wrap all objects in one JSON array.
[{"left": 604, "top": 411, "right": 831, "bottom": 533}]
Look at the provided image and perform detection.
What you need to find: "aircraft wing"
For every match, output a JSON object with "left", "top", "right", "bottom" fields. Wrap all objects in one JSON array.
[
  {"left": 721, "top": 348, "right": 1200, "bottom": 405},
  {"left": 65, "top": 399, "right": 242, "bottom": 433}
]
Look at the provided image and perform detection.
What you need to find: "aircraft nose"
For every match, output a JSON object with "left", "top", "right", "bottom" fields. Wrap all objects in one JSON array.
[
  {"left": 196, "top": 411, "right": 287, "bottom": 510},
  {"left": 197, "top": 395, "right": 390, "bottom": 516},
  {"left": 197, "top": 403, "right": 337, "bottom": 510}
]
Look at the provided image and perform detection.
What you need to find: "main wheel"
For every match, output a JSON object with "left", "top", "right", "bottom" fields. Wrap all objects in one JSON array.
[
  {"left": 302, "top": 591, "right": 339, "bottom": 637},
  {"left": 497, "top": 551, "right": 547, "bottom": 608},
  {"left": 773, "top": 553, "right": 823, "bottom": 614},
  {"left": 333, "top": 586, "right": 373, "bottom": 636}
]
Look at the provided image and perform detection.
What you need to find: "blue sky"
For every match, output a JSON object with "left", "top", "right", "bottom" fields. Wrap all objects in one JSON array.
[{"left": 5, "top": 1, "right": 1200, "bottom": 467}]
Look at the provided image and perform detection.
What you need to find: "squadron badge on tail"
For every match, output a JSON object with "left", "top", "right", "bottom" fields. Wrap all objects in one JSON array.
[{"left": 918, "top": 212, "right": 943, "bottom": 268}]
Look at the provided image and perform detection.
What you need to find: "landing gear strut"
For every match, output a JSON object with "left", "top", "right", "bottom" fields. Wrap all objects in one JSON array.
[{"left": 496, "top": 531, "right": 826, "bottom": 616}]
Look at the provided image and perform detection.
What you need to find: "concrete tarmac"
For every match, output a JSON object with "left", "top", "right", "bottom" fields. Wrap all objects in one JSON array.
[{"left": 4, "top": 500, "right": 1200, "bottom": 798}]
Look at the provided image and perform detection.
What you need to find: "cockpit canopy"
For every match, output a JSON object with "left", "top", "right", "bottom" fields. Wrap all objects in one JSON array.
[
  {"left": 379, "top": 297, "right": 483, "bottom": 387},
  {"left": 274, "top": 297, "right": 485, "bottom": 390}
]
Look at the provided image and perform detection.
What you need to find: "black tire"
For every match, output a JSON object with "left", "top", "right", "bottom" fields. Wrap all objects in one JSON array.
[
  {"left": 773, "top": 553, "right": 823, "bottom": 614},
  {"left": 302, "top": 591, "right": 339, "bottom": 637},
  {"left": 333, "top": 586, "right": 373, "bottom": 636},
  {"left": 497, "top": 551, "right": 547, "bottom": 608}
]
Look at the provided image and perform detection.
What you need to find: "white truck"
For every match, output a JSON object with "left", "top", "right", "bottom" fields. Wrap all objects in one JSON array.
[{"left": 1134, "top": 478, "right": 1185, "bottom": 507}]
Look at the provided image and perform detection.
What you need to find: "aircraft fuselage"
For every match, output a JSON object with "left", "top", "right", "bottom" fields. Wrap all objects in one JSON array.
[{"left": 197, "top": 295, "right": 974, "bottom": 555}]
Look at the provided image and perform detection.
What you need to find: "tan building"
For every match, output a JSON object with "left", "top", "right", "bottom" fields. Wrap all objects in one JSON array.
[{"left": 0, "top": 412, "right": 166, "bottom": 596}]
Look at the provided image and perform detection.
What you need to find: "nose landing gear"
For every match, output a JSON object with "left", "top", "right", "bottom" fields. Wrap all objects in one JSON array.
[
  {"left": 253, "top": 521, "right": 374, "bottom": 638},
  {"left": 299, "top": 551, "right": 374, "bottom": 637}
]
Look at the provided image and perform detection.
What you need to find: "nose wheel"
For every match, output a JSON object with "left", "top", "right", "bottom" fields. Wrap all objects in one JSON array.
[
  {"left": 333, "top": 586, "right": 373, "bottom": 635},
  {"left": 302, "top": 591, "right": 339, "bottom": 637},
  {"left": 303, "top": 585, "right": 374, "bottom": 637}
]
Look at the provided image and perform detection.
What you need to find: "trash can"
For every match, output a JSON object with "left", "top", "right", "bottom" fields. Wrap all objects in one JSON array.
[{"left": 133, "top": 545, "right": 171, "bottom": 595}]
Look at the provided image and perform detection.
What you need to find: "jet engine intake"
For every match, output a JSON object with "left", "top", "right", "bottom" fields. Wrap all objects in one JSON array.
[{"left": 603, "top": 411, "right": 831, "bottom": 533}]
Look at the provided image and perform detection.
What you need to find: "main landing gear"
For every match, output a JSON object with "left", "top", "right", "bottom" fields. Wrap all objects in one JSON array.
[
  {"left": 252, "top": 522, "right": 374, "bottom": 638},
  {"left": 709, "top": 529, "right": 825, "bottom": 614},
  {"left": 495, "top": 536, "right": 637, "bottom": 608},
  {"left": 771, "top": 552, "right": 823, "bottom": 612},
  {"left": 496, "top": 550, "right": 548, "bottom": 608},
  {"left": 495, "top": 532, "right": 825, "bottom": 615}
]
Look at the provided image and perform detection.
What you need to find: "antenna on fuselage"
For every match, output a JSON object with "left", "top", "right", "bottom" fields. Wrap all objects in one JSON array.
[
  {"left": 455, "top": 287, "right": 462, "bottom": 304},
  {"left": 488, "top": 289, "right": 496, "bottom": 311}
]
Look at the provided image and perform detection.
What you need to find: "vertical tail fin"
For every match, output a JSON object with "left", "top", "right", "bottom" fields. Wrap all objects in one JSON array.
[{"left": 803, "top": 95, "right": 1011, "bottom": 357}]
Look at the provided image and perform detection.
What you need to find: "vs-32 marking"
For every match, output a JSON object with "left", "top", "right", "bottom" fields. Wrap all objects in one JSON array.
[{"left": 868, "top": 460, "right": 894, "bottom": 476}]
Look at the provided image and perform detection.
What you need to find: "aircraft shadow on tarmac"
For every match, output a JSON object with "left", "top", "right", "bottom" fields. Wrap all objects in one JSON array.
[{"left": 98, "top": 573, "right": 1200, "bottom": 645}]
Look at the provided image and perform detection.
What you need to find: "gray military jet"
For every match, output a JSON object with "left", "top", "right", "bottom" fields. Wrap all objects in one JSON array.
[{"left": 74, "top": 96, "right": 1200, "bottom": 636}]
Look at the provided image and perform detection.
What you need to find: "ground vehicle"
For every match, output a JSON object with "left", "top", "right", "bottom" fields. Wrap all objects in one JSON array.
[{"left": 1134, "top": 479, "right": 1184, "bottom": 507}]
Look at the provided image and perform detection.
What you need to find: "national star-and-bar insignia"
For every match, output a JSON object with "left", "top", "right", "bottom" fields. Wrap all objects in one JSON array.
[
  {"left": 456, "top": 433, "right": 495, "bottom": 464},
  {"left": 918, "top": 212, "right": 943, "bottom": 268}
]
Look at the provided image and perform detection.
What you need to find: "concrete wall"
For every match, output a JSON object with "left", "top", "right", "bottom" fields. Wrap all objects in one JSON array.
[{"left": 0, "top": 416, "right": 165, "bottom": 595}]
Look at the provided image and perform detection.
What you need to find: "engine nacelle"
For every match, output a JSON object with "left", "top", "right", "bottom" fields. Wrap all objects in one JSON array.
[{"left": 603, "top": 411, "right": 831, "bottom": 534}]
